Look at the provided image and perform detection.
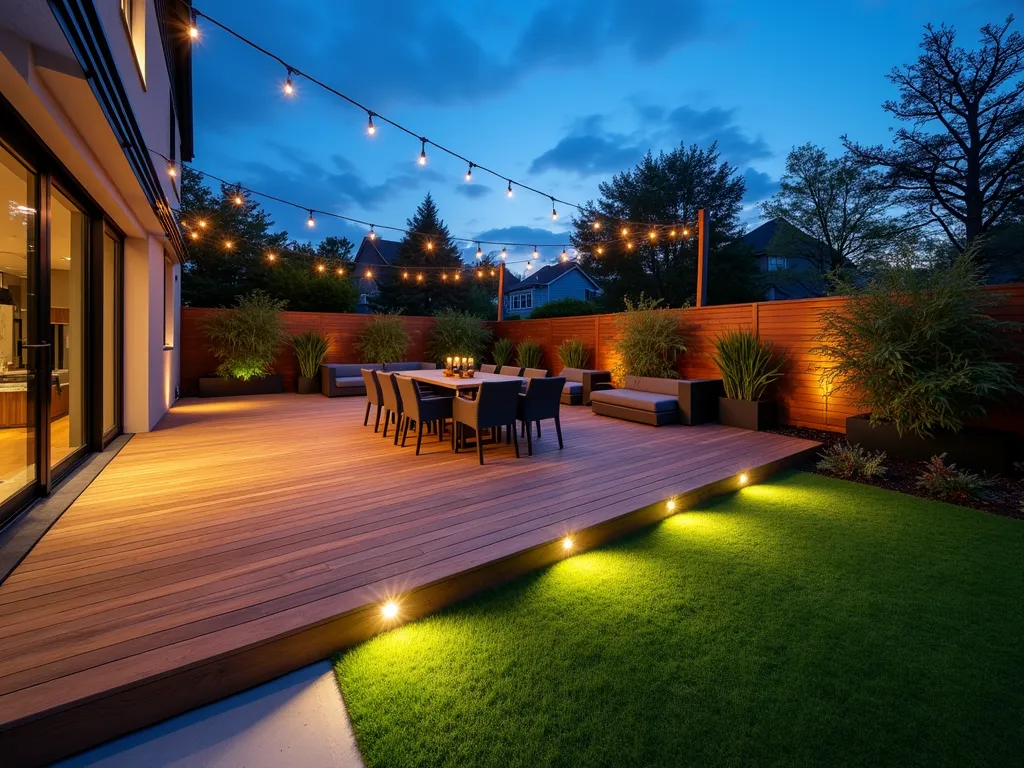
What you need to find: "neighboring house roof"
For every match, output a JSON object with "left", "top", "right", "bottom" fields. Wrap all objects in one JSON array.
[
  {"left": 742, "top": 218, "right": 839, "bottom": 264},
  {"left": 353, "top": 237, "right": 401, "bottom": 267},
  {"left": 504, "top": 263, "right": 599, "bottom": 293}
]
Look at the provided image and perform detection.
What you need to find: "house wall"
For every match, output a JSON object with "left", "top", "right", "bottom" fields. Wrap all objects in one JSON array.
[
  {"left": 0, "top": 0, "right": 186, "bottom": 433},
  {"left": 547, "top": 269, "right": 595, "bottom": 303}
]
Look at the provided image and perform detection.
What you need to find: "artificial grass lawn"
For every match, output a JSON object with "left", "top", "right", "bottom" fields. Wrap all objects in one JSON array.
[{"left": 334, "top": 471, "right": 1024, "bottom": 768}]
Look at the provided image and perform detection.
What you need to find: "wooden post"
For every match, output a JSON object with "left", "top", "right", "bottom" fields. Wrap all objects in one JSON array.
[
  {"left": 696, "top": 208, "right": 709, "bottom": 307},
  {"left": 497, "top": 263, "right": 505, "bottom": 323}
]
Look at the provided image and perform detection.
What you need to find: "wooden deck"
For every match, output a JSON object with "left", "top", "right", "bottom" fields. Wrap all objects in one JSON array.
[{"left": 0, "top": 394, "right": 818, "bottom": 765}]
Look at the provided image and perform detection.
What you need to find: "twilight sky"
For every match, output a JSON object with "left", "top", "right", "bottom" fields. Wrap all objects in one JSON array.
[{"left": 190, "top": 0, "right": 1017, "bottom": 267}]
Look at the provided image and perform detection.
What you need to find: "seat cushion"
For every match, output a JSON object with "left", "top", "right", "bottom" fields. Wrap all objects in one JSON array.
[
  {"left": 562, "top": 381, "right": 583, "bottom": 395},
  {"left": 590, "top": 388, "right": 677, "bottom": 413},
  {"left": 334, "top": 376, "right": 365, "bottom": 388},
  {"left": 560, "top": 367, "right": 584, "bottom": 383},
  {"left": 623, "top": 375, "right": 679, "bottom": 396}
]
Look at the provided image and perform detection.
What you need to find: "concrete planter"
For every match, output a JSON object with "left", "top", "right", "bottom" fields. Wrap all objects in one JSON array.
[
  {"left": 845, "top": 413, "right": 1011, "bottom": 473},
  {"left": 718, "top": 397, "right": 775, "bottom": 431},
  {"left": 198, "top": 374, "right": 285, "bottom": 398}
]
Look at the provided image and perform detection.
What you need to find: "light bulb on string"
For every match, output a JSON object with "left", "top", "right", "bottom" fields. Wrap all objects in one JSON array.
[
  {"left": 425, "top": 240, "right": 434, "bottom": 251},
  {"left": 596, "top": 245, "right": 604, "bottom": 255},
  {"left": 490, "top": 269, "right": 496, "bottom": 276},
  {"left": 188, "top": 15, "right": 199, "bottom": 39},
  {"left": 189, "top": 231, "right": 199, "bottom": 241},
  {"left": 441, "top": 272, "right": 448, "bottom": 281},
  {"left": 232, "top": 189, "right": 244, "bottom": 206},
  {"left": 626, "top": 242, "right": 634, "bottom": 251},
  {"left": 337, "top": 267, "right": 344, "bottom": 276},
  {"left": 476, "top": 245, "right": 483, "bottom": 259},
  {"left": 525, "top": 261, "right": 532, "bottom": 270},
  {"left": 560, "top": 248, "right": 568, "bottom": 262},
  {"left": 267, "top": 252, "right": 277, "bottom": 262},
  {"left": 506, "top": 180, "right": 513, "bottom": 198},
  {"left": 550, "top": 197, "right": 558, "bottom": 221},
  {"left": 465, "top": 163, "right": 473, "bottom": 182},
  {"left": 366, "top": 112, "right": 376, "bottom": 135},
  {"left": 224, "top": 240, "right": 233, "bottom": 250},
  {"left": 500, "top": 247, "right": 507, "bottom": 260},
  {"left": 402, "top": 271, "right": 409, "bottom": 279},
  {"left": 592, "top": 218, "right": 601, "bottom": 230},
  {"left": 167, "top": 162, "right": 177, "bottom": 178},
  {"left": 368, "top": 226, "right": 376, "bottom": 241},
  {"left": 307, "top": 210, "right": 316, "bottom": 228},
  {"left": 648, "top": 230, "right": 657, "bottom": 241},
  {"left": 365, "top": 268, "right": 373, "bottom": 279},
  {"left": 317, "top": 263, "right": 326, "bottom": 273},
  {"left": 454, "top": 272, "right": 461, "bottom": 281},
  {"left": 198, "top": 219, "right": 207, "bottom": 229},
  {"left": 682, "top": 227, "right": 690, "bottom": 237},
  {"left": 532, "top": 246, "right": 539, "bottom": 260},
  {"left": 283, "top": 68, "right": 295, "bottom": 96},
  {"left": 418, "top": 138, "right": 427, "bottom": 166},
  {"left": 476, "top": 270, "right": 483, "bottom": 278},
  {"left": 620, "top": 227, "right": 629, "bottom": 237},
  {"left": 416, "top": 273, "right": 424, "bottom": 282},
  {"left": 669, "top": 229, "right": 676, "bottom": 238}
]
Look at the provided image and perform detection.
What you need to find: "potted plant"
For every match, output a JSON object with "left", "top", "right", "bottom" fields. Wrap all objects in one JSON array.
[
  {"left": 426, "top": 308, "right": 492, "bottom": 364},
  {"left": 491, "top": 337, "right": 513, "bottom": 368},
  {"left": 812, "top": 249, "right": 1020, "bottom": 471},
  {"left": 200, "top": 290, "right": 287, "bottom": 397},
  {"left": 515, "top": 340, "right": 543, "bottom": 370},
  {"left": 356, "top": 312, "right": 410, "bottom": 365},
  {"left": 557, "top": 338, "right": 589, "bottom": 369},
  {"left": 612, "top": 294, "right": 686, "bottom": 382},
  {"left": 290, "top": 331, "right": 330, "bottom": 394},
  {"left": 712, "top": 329, "right": 785, "bottom": 431}
]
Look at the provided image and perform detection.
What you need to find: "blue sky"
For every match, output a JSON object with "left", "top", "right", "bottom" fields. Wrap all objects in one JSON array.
[{"left": 191, "top": 0, "right": 1017, "bottom": 269}]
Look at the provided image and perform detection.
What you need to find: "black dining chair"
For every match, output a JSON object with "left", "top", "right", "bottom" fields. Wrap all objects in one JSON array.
[
  {"left": 517, "top": 376, "right": 566, "bottom": 455},
  {"left": 361, "top": 369, "right": 384, "bottom": 432},
  {"left": 396, "top": 375, "right": 453, "bottom": 455},
  {"left": 452, "top": 380, "right": 522, "bottom": 465},
  {"left": 374, "top": 371, "right": 404, "bottom": 445}
]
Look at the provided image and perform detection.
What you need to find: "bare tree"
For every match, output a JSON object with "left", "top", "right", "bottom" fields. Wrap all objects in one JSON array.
[{"left": 844, "top": 16, "right": 1024, "bottom": 255}]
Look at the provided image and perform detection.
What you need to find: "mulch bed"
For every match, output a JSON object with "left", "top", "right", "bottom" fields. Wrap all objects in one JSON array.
[{"left": 769, "top": 425, "right": 1024, "bottom": 519}]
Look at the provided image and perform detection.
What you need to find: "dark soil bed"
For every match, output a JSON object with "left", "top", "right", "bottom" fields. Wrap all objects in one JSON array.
[{"left": 769, "top": 425, "right": 1024, "bottom": 519}]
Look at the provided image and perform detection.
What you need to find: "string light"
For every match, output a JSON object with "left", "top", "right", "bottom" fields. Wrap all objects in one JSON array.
[
  {"left": 232, "top": 191, "right": 244, "bottom": 206},
  {"left": 267, "top": 252, "right": 277, "bottom": 262},
  {"left": 366, "top": 112, "right": 376, "bottom": 135},
  {"left": 532, "top": 246, "right": 539, "bottom": 260},
  {"left": 317, "top": 263, "right": 325, "bottom": 273},
  {"left": 626, "top": 242, "right": 634, "bottom": 250},
  {"left": 682, "top": 227, "right": 690, "bottom": 237},
  {"left": 560, "top": 248, "right": 568, "bottom": 262},
  {"left": 416, "top": 273, "right": 424, "bottom": 282},
  {"left": 476, "top": 245, "right": 483, "bottom": 259},
  {"left": 307, "top": 210, "right": 315, "bottom": 228},
  {"left": 490, "top": 269, "right": 496, "bottom": 276},
  {"left": 525, "top": 261, "right": 532, "bottom": 270},
  {"left": 551, "top": 197, "right": 558, "bottom": 221},
  {"left": 188, "top": 16, "right": 199, "bottom": 39},
  {"left": 620, "top": 227, "right": 629, "bottom": 237},
  {"left": 337, "top": 267, "right": 344, "bottom": 276},
  {"left": 592, "top": 219, "right": 601, "bottom": 230},
  {"left": 507, "top": 180, "right": 513, "bottom": 198},
  {"left": 465, "top": 163, "right": 473, "bottom": 182},
  {"left": 454, "top": 272, "right": 461, "bottom": 281},
  {"left": 189, "top": 231, "right": 199, "bottom": 240},
  {"left": 365, "top": 268, "right": 373, "bottom": 278},
  {"left": 596, "top": 245, "right": 604, "bottom": 255},
  {"left": 418, "top": 138, "right": 427, "bottom": 166},
  {"left": 500, "top": 247, "right": 507, "bottom": 260},
  {"left": 476, "top": 269, "right": 483, "bottom": 278},
  {"left": 283, "top": 68, "right": 295, "bottom": 96},
  {"left": 167, "top": 162, "right": 177, "bottom": 178},
  {"left": 368, "top": 226, "right": 376, "bottom": 241},
  {"left": 224, "top": 240, "right": 233, "bottom": 249},
  {"left": 425, "top": 240, "right": 434, "bottom": 251},
  {"left": 649, "top": 230, "right": 657, "bottom": 241}
]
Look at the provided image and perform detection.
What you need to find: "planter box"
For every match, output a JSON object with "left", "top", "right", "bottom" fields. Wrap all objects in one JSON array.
[
  {"left": 718, "top": 397, "right": 775, "bottom": 431},
  {"left": 846, "top": 413, "right": 1011, "bottom": 473},
  {"left": 198, "top": 374, "right": 284, "bottom": 398},
  {"left": 296, "top": 375, "right": 319, "bottom": 395}
]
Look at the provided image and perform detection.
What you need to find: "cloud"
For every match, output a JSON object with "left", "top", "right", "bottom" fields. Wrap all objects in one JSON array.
[
  {"left": 656, "top": 105, "right": 772, "bottom": 166},
  {"left": 455, "top": 183, "right": 493, "bottom": 199},
  {"left": 742, "top": 168, "right": 779, "bottom": 203},
  {"left": 471, "top": 226, "right": 571, "bottom": 245},
  {"left": 529, "top": 135, "right": 645, "bottom": 176}
]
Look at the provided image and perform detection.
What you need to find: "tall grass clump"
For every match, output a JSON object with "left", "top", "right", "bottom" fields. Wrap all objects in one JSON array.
[
  {"left": 712, "top": 329, "right": 785, "bottom": 401},
  {"left": 290, "top": 331, "right": 331, "bottom": 379},
  {"left": 515, "top": 340, "right": 543, "bottom": 369},
  {"left": 204, "top": 290, "right": 287, "bottom": 381},
  {"left": 613, "top": 294, "right": 686, "bottom": 381},
  {"left": 427, "top": 308, "right": 492, "bottom": 364},
  {"left": 491, "top": 338, "right": 514, "bottom": 367},
  {"left": 557, "top": 338, "right": 589, "bottom": 369},
  {"left": 356, "top": 313, "right": 410, "bottom": 364}
]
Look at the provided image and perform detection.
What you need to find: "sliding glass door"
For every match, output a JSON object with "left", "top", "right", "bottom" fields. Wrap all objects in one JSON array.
[{"left": 0, "top": 144, "right": 41, "bottom": 511}]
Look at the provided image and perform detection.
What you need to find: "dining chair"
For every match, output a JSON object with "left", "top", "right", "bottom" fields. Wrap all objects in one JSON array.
[
  {"left": 521, "top": 367, "right": 549, "bottom": 393},
  {"left": 374, "top": 371, "right": 404, "bottom": 446},
  {"left": 396, "top": 376, "right": 453, "bottom": 455},
  {"left": 452, "top": 380, "right": 522, "bottom": 465},
  {"left": 480, "top": 363, "right": 497, "bottom": 374},
  {"left": 496, "top": 366, "right": 524, "bottom": 376},
  {"left": 517, "top": 376, "right": 566, "bottom": 455},
  {"left": 360, "top": 369, "right": 384, "bottom": 432}
]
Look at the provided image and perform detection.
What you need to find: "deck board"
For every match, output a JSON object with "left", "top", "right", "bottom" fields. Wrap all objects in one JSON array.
[{"left": 0, "top": 394, "right": 817, "bottom": 764}]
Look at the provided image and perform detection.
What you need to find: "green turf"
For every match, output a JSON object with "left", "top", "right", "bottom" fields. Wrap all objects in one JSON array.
[{"left": 334, "top": 471, "right": 1024, "bottom": 768}]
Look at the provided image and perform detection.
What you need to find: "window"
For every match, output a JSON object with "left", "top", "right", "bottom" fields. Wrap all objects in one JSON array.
[
  {"left": 121, "top": 0, "right": 147, "bottom": 87},
  {"left": 767, "top": 256, "right": 788, "bottom": 272},
  {"left": 509, "top": 292, "right": 533, "bottom": 311},
  {"left": 163, "top": 258, "right": 174, "bottom": 348},
  {"left": 168, "top": 94, "right": 177, "bottom": 196},
  {"left": 585, "top": 289, "right": 599, "bottom": 301}
]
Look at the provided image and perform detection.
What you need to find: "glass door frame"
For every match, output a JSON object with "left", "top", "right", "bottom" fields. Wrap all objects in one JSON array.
[{"left": 0, "top": 94, "right": 125, "bottom": 525}]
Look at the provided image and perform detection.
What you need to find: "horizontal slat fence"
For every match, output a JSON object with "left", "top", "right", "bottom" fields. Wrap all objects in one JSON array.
[
  {"left": 180, "top": 309, "right": 438, "bottom": 395},
  {"left": 181, "top": 285, "right": 1024, "bottom": 434}
]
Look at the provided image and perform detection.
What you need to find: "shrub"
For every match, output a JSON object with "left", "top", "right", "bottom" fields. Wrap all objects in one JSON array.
[
  {"left": 356, "top": 313, "right": 410, "bottom": 364},
  {"left": 204, "top": 290, "right": 287, "bottom": 381},
  {"left": 515, "top": 340, "right": 543, "bottom": 369},
  {"left": 557, "top": 338, "right": 589, "bottom": 369},
  {"left": 613, "top": 294, "right": 686, "bottom": 381},
  {"left": 290, "top": 331, "right": 330, "bottom": 379},
  {"left": 529, "top": 298, "right": 600, "bottom": 319},
  {"left": 816, "top": 442, "right": 888, "bottom": 479},
  {"left": 812, "top": 249, "right": 1020, "bottom": 438},
  {"left": 427, "top": 308, "right": 491, "bottom": 364},
  {"left": 916, "top": 454, "right": 992, "bottom": 502},
  {"left": 712, "top": 329, "right": 785, "bottom": 401},
  {"left": 491, "top": 338, "right": 514, "bottom": 367}
]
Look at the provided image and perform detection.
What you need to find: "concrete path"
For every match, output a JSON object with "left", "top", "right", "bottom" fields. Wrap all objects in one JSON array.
[{"left": 57, "top": 662, "right": 364, "bottom": 768}]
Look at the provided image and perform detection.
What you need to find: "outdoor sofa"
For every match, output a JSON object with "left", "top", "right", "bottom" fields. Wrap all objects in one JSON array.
[
  {"left": 590, "top": 375, "right": 723, "bottom": 426},
  {"left": 321, "top": 362, "right": 436, "bottom": 397},
  {"left": 559, "top": 367, "right": 612, "bottom": 406}
]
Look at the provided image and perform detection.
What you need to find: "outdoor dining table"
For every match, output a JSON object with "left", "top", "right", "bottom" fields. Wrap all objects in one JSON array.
[{"left": 396, "top": 369, "right": 526, "bottom": 449}]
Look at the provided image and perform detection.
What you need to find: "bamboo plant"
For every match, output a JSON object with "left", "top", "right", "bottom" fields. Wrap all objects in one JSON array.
[
  {"left": 515, "top": 340, "right": 543, "bottom": 369},
  {"left": 712, "top": 329, "right": 784, "bottom": 401}
]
